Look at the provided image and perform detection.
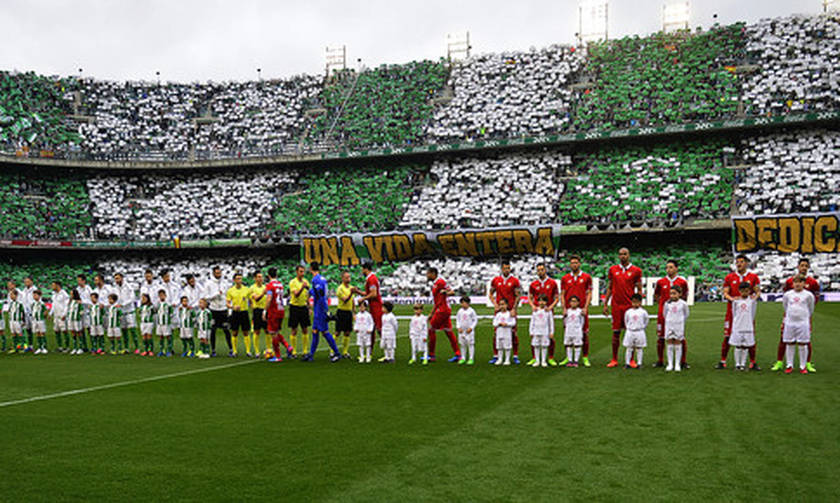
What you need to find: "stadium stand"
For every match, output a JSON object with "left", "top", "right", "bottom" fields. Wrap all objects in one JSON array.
[
  {"left": 735, "top": 129, "right": 840, "bottom": 215},
  {"left": 571, "top": 23, "right": 745, "bottom": 131},
  {"left": 0, "top": 71, "right": 79, "bottom": 151},
  {"left": 272, "top": 165, "right": 420, "bottom": 235},
  {"left": 0, "top": 172, "right": 92, "bottom": 239},
  {"left": 426, "top": 46, "right": 584, "bottom": 142},
  {"left": 743, "top": 14, "right": 840, "bottom": 115},
  {"left": 399, "top": 150, "right": 571, "bottom": 229},
  {"left": 87, "top": 170, "right": 299, "bottom": 240},
  {"left": 747, "top": 252, "right": 840, "bottom": 293},
  {"left": 307, "top": 61, "right": 448, "bottom": 149},
  {"left": 0, "top": 259, "right": 97, "bottom": 291},
  {"left": 560, "top": 140, "right": 735, "bottom": 227}
]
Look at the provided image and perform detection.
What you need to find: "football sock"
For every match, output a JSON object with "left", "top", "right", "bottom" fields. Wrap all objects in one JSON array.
[
  {"left": 625, "top": 349, "right": 633, "bottom": 366},
  {"left": 444, "top": 330, "right": 459, "bottom": 356},
  {"left": 231, "top": 335, "right": 239, "bottom": 354},
  {"left": 666, "top": 344, "right": 674, "bottom": 368},
  {"left": 263, "top": 333, "right": 272, "bottom": 353},
  {"left": 224, "top": 330, "right": 232, "bottom": 350},
  {"left": 776, "top": 338, "right": 786, "bottom": 361},
  {"left": 798, "top": 345, "right": 808, "bottom": 370},
  {"left": 680, "top": 339, "right": 687, "bottom": 365},
  {"left": 468, "top": 343, "right": 475, "bottom": 361},
  {"left": 168, "top": 337, "right": 174, "bottom": 352},
  {"left": 785, "top": 344, "right": 795, "bottom": 368},
  {"left": 566, "top": 346, "right": 573, "bottom": 362},
  {"left": 503, "top": 349, "right": 511, "bottom": 364},
  {"left": 342, "top": 335, "right": 351, "bottom": 354},
  {"left": 512, "top": 333, "right": 519, "bottom": 357},
  {"left": 243, "top": 334, "right": 252, "bottom": 354},
  {"left": 290, "top": 334, "right": 298, "bottom": 354},
  {"left": 748, "top": 345, "right": 757, "bottom": 364},
  {"left": 657, "top": 337, "right": 665, "bottom": 363},
  {"left": 27, "top": 331, "right": 33, "bottom": 347},
  {"left": 423, "top": 344, "right": 429, "bottom": 361},
  {"left": 427, "top": 329, "right": 437, "bottom": 356},
  {"left": 612, "top": 331, "right": 620, "bottom": 360},
  {"left": 582, "top": 333, "right": 590, "bottom": 357},
  {"left": 807, "top": 342, "right": 813, "bottom": 362},
  {"left": 365, "top": 345, "right": 371, "bottom": 360},
  {"left": 302, "top": 333, "right": 311, "bottom": 355},
  {"left": 548, "top": 337, "right": 555, "bottom": 359},
  {"left": 674, "top": 345, "right": 682, "bottom": 368},
  {"left": 573, "top": 346, "right": 581, "bottom": 363},
  {"left": 636, "top": 348, "right": 643, "bottom": 366},
  {"left": 720, "top": 337, "right": 730, "bottom": 362}
]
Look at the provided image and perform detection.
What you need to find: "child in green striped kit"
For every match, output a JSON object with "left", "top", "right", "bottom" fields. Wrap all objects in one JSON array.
[
  {"left": 31, "top": 290, "right": 48, "bottom": 354},
  {"left": 177, "top": 296, "right": 196, "bottom": 358},
  {"left": 196, "top": 298, "right": 213, "bottom": 359},
  {"left": 106, "top": 294, "right": 123, "bottom": 355},
  {"left": 7, "top": 289, "right": 25, "bottom": 353},
  {"left": 68, "top": 290, "right": 85, "bottom": 354},
  {"left": 89, "top": 292, "right": 106, "bottom": 355},
  {"left": 156, "top": 290, "right": 174, "bottom": 357},
  {"left": 139, "top": 293, "right": 155, "bottom": 356}
]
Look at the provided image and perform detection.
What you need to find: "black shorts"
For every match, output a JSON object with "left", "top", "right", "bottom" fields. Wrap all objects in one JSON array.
[
  {"left": 252, "top": 308, "right": 267, "bottom": 331},
  {"left": 230, "top": 311, "right": 250, "bottom": 332},
  {"left": 211, "top": 310, "right": 229, "bottom": 330},
  {"left": 336, "top": 309, "right": 353, "bottom": 332},
  {"left": 288, "top": 305, "right": 310, "bottom": 329}
]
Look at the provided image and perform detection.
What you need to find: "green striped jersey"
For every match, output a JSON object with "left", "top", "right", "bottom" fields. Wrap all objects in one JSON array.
[
  {"left": 106, "top": 305, "right": 122, "bottom": 328},
  {"left": 140, "top": 304, "right": 155, "bottom": 323},
  {"left": 68, "top": 301, "right": 84, "bottom": 322},
  {"left": 178, "top": 307, "right": 194, "bottom": 329},
  {"left": 90, "top": 305, "right": 105, "bottom": 327},
  {"left": 8, "top": 300, "right": 24, "bottom": 322},
  {"left": 156, "top": 303, "right": 172, "bottom": 325},
  {"left": 31, "top": 300, "right": 46, "bottom": 322},
  {"left": 196, "top": 309, "right": 212, "bottom": 331}
]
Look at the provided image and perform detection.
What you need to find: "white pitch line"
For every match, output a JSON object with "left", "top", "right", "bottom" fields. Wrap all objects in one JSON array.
[{"left": 0, "top": 359, "right": 258, "bottom": 409}]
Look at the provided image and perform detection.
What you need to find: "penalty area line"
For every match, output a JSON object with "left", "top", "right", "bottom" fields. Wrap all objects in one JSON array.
[{"left": 0, "top": 359, "right": 259, "bottom": 409}]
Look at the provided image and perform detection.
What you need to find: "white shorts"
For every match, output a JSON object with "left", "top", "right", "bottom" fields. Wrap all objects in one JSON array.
[
  {"left": 664, "top": 329, "right": 685, "bottom": 342},
  {"left": 90, "top": 326, "right": 104, "bottom": 336},
  {"left": 356, "top": 332, "right": 371, "bottom": 347},
  {"left": 729, "top": 330, "right": 755, "bottom": 347},
  {"left": 782, "top": 323, "right": 810, "bottom": 344},
  {"left": 197, "top": 329, "right": 210, "bottom": 341},
  {"left": 623, "top": 330, "right": 647, "bottom": 349},
  {"left": 179, "top": 327, "right": 194, "bottom": 339},
  {"left": 411, "top": 337, "right": 426, "bottom": 352},
  {"left": 122, "top": 312, "right": 136, "bottom": 329},
  {"left": 53, "top": 318, "right": 67, "bottom": 332},
  {"left": 32, "top": 320, "right": 47, "bottom": 334},
  {"left": 9, "top": 322, "right": 22, "bottom": 335},
  {"left": 564, "top": 333, "right": 583, "bottom": 346},
  {"left": 530, "top": 333, "right": 550, "bottom": 347},
  {"left": 381, "top": 335, "right": 396, "bottom": 350},
  {"left": 458, "top": 330, "right": 475, "bottom": 345},
  {"left": 156, "top": 325, "right": 172, "bottom": 337},
  {"left": 68, "top": 320, "right": 83, "bottom": 332},
  {"left": 495, "top": 333, "right": 512, "bottom": 350},
  {"left": 140, "top": 323, "right": 154, "bottom": 336},
  {"left": 108, "top": 327, "right": 122, "bottom": 338}
]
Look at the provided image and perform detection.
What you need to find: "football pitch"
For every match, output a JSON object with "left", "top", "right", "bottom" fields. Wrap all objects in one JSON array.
[{"left": 1, "top": 302, "right": 838, "bottom": 502}]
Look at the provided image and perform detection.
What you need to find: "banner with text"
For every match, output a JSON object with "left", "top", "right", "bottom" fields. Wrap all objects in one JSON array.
[
  {"left": 301, "top": 225, "right": 561, "bottom": 266},
  {"left": 732, "top": 212, "right": 840, "bottom": 254}
]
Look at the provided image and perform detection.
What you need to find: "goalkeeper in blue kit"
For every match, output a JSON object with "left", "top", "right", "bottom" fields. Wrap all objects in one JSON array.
[{"left": 304, "top": 262, "right": 342, "bottom": 363}]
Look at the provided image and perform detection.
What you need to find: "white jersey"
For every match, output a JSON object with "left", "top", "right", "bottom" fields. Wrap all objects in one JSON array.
[
  {"left": 159, "top": 280, "right": 182, "bottom": 307},
  {"left": 203, "top": 277, "right": 230, "bottom": 311},
  {"left": 782, "top": 290, "right": 814, "bottom": 325},
  {"left": 50, "top": 289, "right": 70, "bottom": 318},
  {"left": 456, "top": 307, "right": 477, "bottom": 332},
  {"left": 493, "top": 311, "right": 514, "bottom": 339},
  {"left": 22, "top": 285, "right": 37, "bottom": 314},
  {"left": 564, "top": 307, "right": 584, "bottom": 339},
  {"left": 409, "top": 314, "right": 428, "bottom": 340},
  {"left": 92, "top": 285, "right": 110, "bottom": 306},
  {"left": 75, "top": 285, "right": 93, "bottom": 310},
  {"left": 663, "top": 299, "right": 689, "bottom": 338},
  {"left": 353, "top": 311, "right": 374, "bottom": 334},
  {"left": 4, "top": 288, "right": 22, "bottom": 314},
  {"left": 112, "top": 281, "right": 137, "bottom": 313},
  {"left": 529, "top": 308, "right": 552, "bottom": 336},
  {"left": 182, "top": 283, "right": 203, "bottom": 309},
  {"left": 731, "top": 298, "right": 756, "bottom": 333},
  {"left": 381, "top": 312, "right": 398, "bottom": 340},
  {"left": 624, "top": 307, "right": 649, "bottom": 333}
]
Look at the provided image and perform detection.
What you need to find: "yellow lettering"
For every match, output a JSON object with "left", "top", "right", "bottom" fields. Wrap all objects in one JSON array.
[
  {"left": 454, "top": 232, "right": 478, "bottom": 256},
  {"left": 533, "top": 228, "right": 554, "bottom": 256},
  {"left": 756, "top": 218, "right": 777, "bottom": 250},
  {"left": 814, "top": 216, "right": 837, "bottom": 252},
  {"left": 777, "top": 217, "right": 800, "bottom": 253},
  {"left": 393, "top": 234, "right": 413, "bottom": 260},
  {"left": 496, "top": 230, "right": 514, "bottom": 255},
  {"left": 339, "top": 236, "right": 360, "bottom": 266},
  {"left": 512, "top": 229, "right": 535, "bottom": 254}
]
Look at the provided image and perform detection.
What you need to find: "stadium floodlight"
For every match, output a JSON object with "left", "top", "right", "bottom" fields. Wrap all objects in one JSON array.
[
  {"left": 325, "top": 45, "right": 346, "bottom": 77},
  {"left": 662, "top": 1, "right": 690, "bottom": 33},
  {"left": 578, "top": 0, "right": 608, "bottom": 45},
  {"left": 825, "top": 0, "right": 840, "bottom": 12},
  {"left": 446, "top": 32, "right": 471, "bottom": 61}
]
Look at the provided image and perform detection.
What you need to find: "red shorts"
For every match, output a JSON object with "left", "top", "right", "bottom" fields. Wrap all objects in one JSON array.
[
  {"left": 429, "top": 311, "right": 452, "bottom": 331},
  {"left": 370, "top": 305, "right": 383, "bottom": 330},
  {"left": 611, "top": 304, "right": 630, "bottom": 331},
  {"left": 267, "top": 312, "right": 284, "bottom": 334}
]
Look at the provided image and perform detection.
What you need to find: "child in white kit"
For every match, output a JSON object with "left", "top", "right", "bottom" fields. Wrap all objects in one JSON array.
[
  {"left": 380, "top": 301, "right": 398, "bottom": 363},
  {"left": 354, "top": 300, "right": 374, "bottom": 363},
  {"left": 730, "top": 282, "right": 757, "bottom": 371},
  {"left": 529, "top": 295, "right": 552, "bottom": 368},
  {"left": 782, "top": 275, "right": 815, "bottom": 374},
  {"left": 563, "top": 295, "right": 585, "bottom": 367},
  {"left": 456, "top": 296, "right": 477, "bottom": 365},
  {"left": 409, "top": 303, "right": 429, "bottom": 365},
  {"left": 493, "top": 298, "right": 515, "bottom": 366},
  {"left": 663, "top": 285, "right": 689, "bottom": 372},
  {"left": 623, "top": 294, "right": 649, "bottom": 368}
]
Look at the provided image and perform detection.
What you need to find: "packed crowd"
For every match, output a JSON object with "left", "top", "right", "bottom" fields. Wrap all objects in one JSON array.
[{"left": 1, "top": 13, "right": 837, "bottom": 158}]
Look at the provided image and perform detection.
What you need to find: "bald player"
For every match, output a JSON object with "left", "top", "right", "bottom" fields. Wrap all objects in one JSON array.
[{"left": 603, "top": 248, "right": 643, "bottom": 368}]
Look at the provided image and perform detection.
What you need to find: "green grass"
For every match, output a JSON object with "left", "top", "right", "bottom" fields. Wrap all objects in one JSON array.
[{"left": 1, "top": 302, "right": 838, "bottom": 502}]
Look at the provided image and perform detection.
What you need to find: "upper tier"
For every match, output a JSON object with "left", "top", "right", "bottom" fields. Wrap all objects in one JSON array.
[{"left": 1, "top": 13, "right": 838, "bottom": 161}]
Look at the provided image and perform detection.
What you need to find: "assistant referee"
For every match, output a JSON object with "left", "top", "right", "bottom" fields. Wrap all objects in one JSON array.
[{"left": 226, "top": 273, "right": 251, "bottom": 357}]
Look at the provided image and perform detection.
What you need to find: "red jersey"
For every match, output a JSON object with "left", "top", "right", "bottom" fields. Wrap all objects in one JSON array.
[
  {"left": 365, "top": 273, "right": 382, "bottom": 308},
  {"left": 607, "top": 264, "right": 643, "bottom": 307},
  {"left": 265, "top": 279, "right": 285, "bottom": 315},
  {"left": 654, "top": 275, "right": 689, "bottom": 314},
  {"left": 529, "top": 277, "right": 559, "bottom": 307},
  {"left": 491, "top": 274, "right": 521, "bottom": 308},
  {"left": 560, "top": 271, "right": 592, "bottom": 307},
  {"left": 783, "top": 276, "right": 820, "bottom": 303},
  {"left": 724, "top": 271, "right": 760, "bottom": 317},
  {"left": 431, "top": 277, "right": 451, "bottom": 314}
]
